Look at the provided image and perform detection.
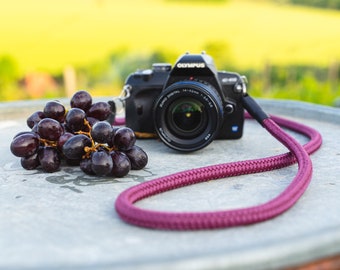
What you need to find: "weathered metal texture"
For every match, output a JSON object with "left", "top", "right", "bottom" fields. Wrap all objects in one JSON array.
[{"left": 0, "top": 99, "right": 339, "bottom": 270}]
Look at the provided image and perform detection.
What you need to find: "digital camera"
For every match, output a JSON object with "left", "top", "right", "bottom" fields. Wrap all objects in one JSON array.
[{"left": 124, "top": 52, "right": 247, "bottom": 152}]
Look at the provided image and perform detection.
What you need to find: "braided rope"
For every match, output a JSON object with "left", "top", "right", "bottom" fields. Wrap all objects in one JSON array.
[{"left": 115, "top": 113, "right": 322, "bottom": 230}]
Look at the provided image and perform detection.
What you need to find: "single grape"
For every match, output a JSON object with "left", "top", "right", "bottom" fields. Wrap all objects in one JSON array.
[
  {"left": 57, "top": 132, "right": 74, "bottom": 152},
  {"left": 31, "top": 124, "right": 39, "bottom": 134},
  {"left": 125, "top": 145, "right": 148, "bottom": 170},
  {"left": 91, "top": 150, "right": 113, "bottom": 176},
  {"left": 10, "top": 133, "right": 40, "bottom": 157},
  {"left": 79, "top": 157, "right": 95, "bottom": 175},
  {"left": 27, "top": 111, "right": 45, "bottom": 129},
  {"left": 65, "top": 158, "right": 81, "bottom": 166},
  {"left": 110, "top": 151, "right": 131, "bottom": 177},
  {"left": 62, "top": 134, "right": 92, "bottom": 160},
  {"left": 107, "top": 127, "right": 119, "bottom": 147},
  {"left": 86, "top": 102, "right": 111, "bottom": 121},
  {"left": 91, "top": 121, "right": 113, "bottom": 143},
  {"left": 13, "top": 131, "right": 39, "bottom": 139},
  {"left": 114, "top": 127, "right": 136, "bottom": 151},
  {"left": 70, "top": 90, "right": 92, "bottom": 112},
  {"left": 112, "top": 126, "right": 120, "bottom": 135},
  {"left": 38, "top": 146, "right": 61, "bottom": 173},
  {"left": 65, "top": 108, "right": 86, "bottom": 132},
  {"left": 43, "top": 100, "right": 66, "bottom": 123},
  {"left": 21, "top": 152, "right": 40, "bottom": 170},
  {"left": 60, "top": 123, "right": 66, "bottom": 133},
  {"left": 86, "top": 116, "right": 99, "bottom": 127},
  {"left": 37, "top": 118, "right": 64, "bottom": 141}
]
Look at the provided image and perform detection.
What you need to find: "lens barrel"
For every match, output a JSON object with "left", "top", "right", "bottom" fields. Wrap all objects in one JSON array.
[{"left": 153, "top": 81, "right": 224, "bottom": 152}]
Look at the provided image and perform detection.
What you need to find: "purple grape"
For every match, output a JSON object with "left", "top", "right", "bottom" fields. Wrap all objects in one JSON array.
[
  {"left": 125, "top": 145, "right": 148, "bottom": 170},
  {"left": 91, "top": 151, "right": 113, "bottom": 176},
  {"left": 13, "top": 131, "right": 39, "bottom": 139},
  {"left": 37, "top": 118, "right": 64, "bottom": 141},
  {"left": 31, "top": 124, "right": 39, "bottom": 134},
  {"left": 70, "top": 90, "right": 92, "bottom": 112},
  {"left": 110, "top": 151, "right": 131, "bottom": 177},
  {"left": 65, "top": 158, "right": 81, "bottom": 166},
  {"left": 86, "top": 102, "right": 111, "bottom": 121},
  {"left": 43, "top": 100, "right": 66, "bottom": 123},
  {"left": 107, "top": 127, "right": 120, "bottom": 147},
  {"left": 62, "top": 134, "right": 92, "bottom": 160},
  {"left": 86, "top": 116, "right": 99, "bottom": 127},
  {"left": 10, "top": 133, "right": 40, "bottom": 157},
  {"left": 57, "top": 132, "right": 74, "bottom": 152},
  {"left": 91, "top": 121, "right": 113, "bottom": 143},
  {"left": 79, "top": 157, "right": 95, "bottom": 175},
  {"left": 114, "top": 127, "right": 136, "bottom": 151},
  {"left": 65, "top": 108, "right": 86, "bottom": 132},
  {"left": 38, "top": 147, "right": 60, "bottom": 173},
  {"left": 20, "top": 152, "right": 40, "bottom": 170},
  {"left": 27, "top": 111, "right": 45, "bottom": 129}
]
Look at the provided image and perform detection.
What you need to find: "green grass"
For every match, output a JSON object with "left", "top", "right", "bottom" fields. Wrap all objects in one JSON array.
[{"left": 1, "top": 0, "right": 340, "bottom": 74}]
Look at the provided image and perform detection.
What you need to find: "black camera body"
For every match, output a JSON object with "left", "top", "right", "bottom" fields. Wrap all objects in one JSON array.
[{"left": 124, "top": 52, "right": 246, "bottom": 151}]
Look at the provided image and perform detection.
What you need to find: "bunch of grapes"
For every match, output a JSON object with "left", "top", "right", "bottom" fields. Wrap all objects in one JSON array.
[{"left": 10, "top": 90, "right": 148, "bottom": 177}]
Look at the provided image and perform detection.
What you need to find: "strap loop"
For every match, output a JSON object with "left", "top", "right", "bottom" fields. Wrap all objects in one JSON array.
[{"left": 114, "top": 99, "right": 322, "bottom": 230}]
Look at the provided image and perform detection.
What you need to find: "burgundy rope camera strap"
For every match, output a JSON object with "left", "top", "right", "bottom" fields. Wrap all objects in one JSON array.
[{"left": 114, "top": 95, "right": 322, "bottom": 230}]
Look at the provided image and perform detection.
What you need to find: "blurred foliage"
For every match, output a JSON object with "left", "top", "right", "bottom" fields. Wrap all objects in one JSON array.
[
  {"left": 1, "top": 49, "right": 339, "bottom": 106},
  {"left": 0, "top": 56, "right": 22, "bottom": 100},
  {"left": 244, "top": 64, "right": 340, "bottom": 105},
  {"left": 0, "top": 56, "right": 18, "bottom": 85},
  {"left": 275, "top": 0, "right": 340, "bottom": 9},
  {"left": 75, "top": 49, "right": 175, "bottom": 97}
]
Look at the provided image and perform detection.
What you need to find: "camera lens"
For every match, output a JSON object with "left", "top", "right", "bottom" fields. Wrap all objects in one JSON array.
[
  {"left": 167, "top": 98, "right": 207, "bottom": 138},
  {"left": 153, "top": 81, "right": 224, "bottom": 152}
]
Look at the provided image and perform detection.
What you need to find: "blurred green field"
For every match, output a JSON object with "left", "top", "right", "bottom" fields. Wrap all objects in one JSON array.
[
  {"left": 1, "top": 0, "right": 340, "bottom": 72},
  {"left": 1, "top": 0, "right": 340, "bottom": 104}
]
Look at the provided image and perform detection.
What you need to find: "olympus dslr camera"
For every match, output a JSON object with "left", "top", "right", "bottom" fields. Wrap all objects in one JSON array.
[{"left": 124, "top": 52, "right": 247, "bottom": 152}]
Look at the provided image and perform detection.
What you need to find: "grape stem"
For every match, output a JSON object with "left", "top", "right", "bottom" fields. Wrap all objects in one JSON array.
[
  {"left": 78, "top": 119, "right": 117, "bottom": 159},
  {"left": 83, "top": 144, "right": 117, "bottom": 159},
  {"left": 39, "top": 138, "right": 58, "bottom": 148}
]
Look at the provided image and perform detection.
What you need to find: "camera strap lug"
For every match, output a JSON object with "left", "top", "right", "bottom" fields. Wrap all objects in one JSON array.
[{"left": 112, "top": 84, "right": 132, "bottom": 115}]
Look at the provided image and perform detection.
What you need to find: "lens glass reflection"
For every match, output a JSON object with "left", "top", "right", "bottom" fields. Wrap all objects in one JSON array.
[{"left": 168, "top": 98, "right": 207, "bottom": 138}]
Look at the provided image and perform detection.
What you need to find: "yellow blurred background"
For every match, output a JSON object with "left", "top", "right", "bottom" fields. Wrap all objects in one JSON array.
[{"left": 1, "top": 0, "right": 340, "bottom": 104}]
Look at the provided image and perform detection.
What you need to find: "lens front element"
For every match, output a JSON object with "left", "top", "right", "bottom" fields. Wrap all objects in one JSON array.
[{"left": 168, "top": 98, "right": 207, "bottom": 138}]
